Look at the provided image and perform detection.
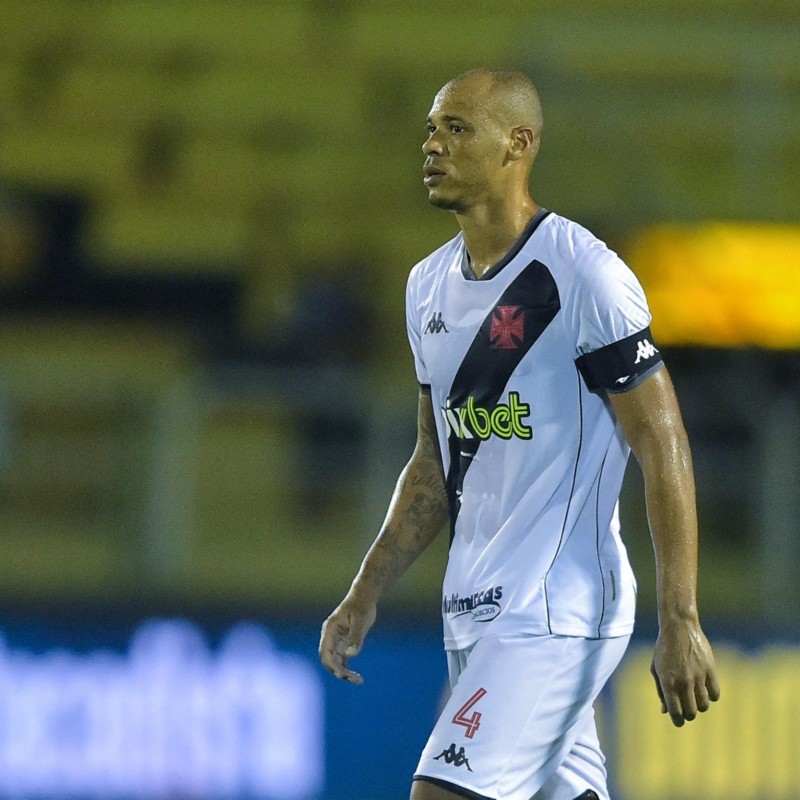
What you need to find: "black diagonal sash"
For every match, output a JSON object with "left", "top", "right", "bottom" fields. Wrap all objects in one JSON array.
[{"left": 445, "top": 259, "right": 561, "bottom": 542}]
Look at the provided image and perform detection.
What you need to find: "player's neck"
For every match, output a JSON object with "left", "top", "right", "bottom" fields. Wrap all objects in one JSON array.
[{"left": 457, "top": 194, "right": 540, "bottom": 278}]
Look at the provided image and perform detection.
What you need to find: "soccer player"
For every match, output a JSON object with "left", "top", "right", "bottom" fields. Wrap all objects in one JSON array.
[{"left": 319, "top": 68, "right": 720, "bottom": 800}]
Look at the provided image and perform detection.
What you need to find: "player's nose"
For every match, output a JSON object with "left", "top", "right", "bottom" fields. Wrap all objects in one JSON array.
[{"left": 422, "top": 134, "right": 444, "bottom": 156}]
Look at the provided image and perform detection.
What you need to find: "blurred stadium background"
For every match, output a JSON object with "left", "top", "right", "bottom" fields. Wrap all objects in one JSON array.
[{"left": 0, "top": 1, "right": 798, "bottom": 798}]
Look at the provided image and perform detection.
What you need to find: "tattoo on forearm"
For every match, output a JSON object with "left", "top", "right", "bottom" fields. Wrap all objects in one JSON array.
[
  {"left": 364, "top": 462, "right": 448, "bottom": 593},
  {"left": 410, "top": 472, "right": 444, "bottom": 489},
  {"left": 373, "top": 488, "right": 446, "bottom": 584},
  {"left": 358, "top": 395, "right": 448, "bottom": 594}
]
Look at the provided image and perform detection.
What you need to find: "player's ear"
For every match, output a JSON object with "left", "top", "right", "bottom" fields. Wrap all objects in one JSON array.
[{"left": 508, "top": 125, "right": 537, "bottom": 162}]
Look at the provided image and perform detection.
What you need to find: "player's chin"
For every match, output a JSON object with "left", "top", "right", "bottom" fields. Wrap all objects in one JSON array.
[{"left": 427, "top": 190, "right": 467, "bottom": 213}]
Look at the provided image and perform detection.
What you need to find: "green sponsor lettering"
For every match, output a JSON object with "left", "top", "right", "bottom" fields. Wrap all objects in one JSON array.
[
  {"left": 466, "top": 396, "right": 492, "bottom": 439},
  {"left": 509, "top": 391, "right": 533, "bottom": 439},
  {"left": 447, "top": 392, "right": 533, "bottom": 441},
  {"left": 490, "top": 405, "right": 512, "bottom": 439}
]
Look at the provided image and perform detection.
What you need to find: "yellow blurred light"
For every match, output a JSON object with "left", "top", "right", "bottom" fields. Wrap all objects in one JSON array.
[
  {"left": 625, "top": 224, "right": 800, "bottom": 348},
  {"left": 616, "top": 646, "right": 800, "bottom": 800}
]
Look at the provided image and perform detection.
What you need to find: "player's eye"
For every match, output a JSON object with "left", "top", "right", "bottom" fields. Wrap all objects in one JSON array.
[
  {"left": 426, "top": 124, "right": 436, "bottom": 135},
  {"left": 450, "top": 124, "right": 464, "bottom": 133}
]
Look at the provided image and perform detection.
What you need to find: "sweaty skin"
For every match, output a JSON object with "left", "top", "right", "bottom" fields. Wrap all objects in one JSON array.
[
  {"left": 422, "top": 70, "right": 543, "bottom": 275},
  {"left": 610, "top": 368, "right": 720, "bottom": 725},
  {"left": 319, "top": 70, "right": 720, "bottom": 798}
]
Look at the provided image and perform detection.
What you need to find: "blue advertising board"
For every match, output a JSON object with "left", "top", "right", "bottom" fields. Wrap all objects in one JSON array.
[
  {"left": 0, "top": 616, "right": 798, "bottom": 800},
  {"left": 0, "top": 616, "right": 445, "bottom": 800}
]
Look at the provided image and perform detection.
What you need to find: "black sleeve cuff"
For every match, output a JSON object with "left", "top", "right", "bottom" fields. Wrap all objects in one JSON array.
[
  {"left": 575, "top": 326, "right": 663, "bottom": 393},
  {"left": 419, "top": 383, "right": 432, "bottom": 395}
]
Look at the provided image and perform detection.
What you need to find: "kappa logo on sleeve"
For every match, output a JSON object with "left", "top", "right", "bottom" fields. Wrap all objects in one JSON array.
[{"left": 633, "top": 338, "right": 659, "bottom": 364}]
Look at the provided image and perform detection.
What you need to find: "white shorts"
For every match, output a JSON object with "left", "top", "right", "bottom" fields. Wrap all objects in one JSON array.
[{"left": 413, "top": 632, "right": 630, "bottom": 800}]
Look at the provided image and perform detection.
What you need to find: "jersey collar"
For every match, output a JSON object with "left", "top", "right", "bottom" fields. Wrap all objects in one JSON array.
[{"left": 461, "top": 208, "right": 551, "bottom": 281}]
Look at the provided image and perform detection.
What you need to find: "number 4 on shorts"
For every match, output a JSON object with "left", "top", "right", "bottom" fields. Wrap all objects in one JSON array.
[{"left": 452, "top": 687, "right": 487, "bottom": 739}]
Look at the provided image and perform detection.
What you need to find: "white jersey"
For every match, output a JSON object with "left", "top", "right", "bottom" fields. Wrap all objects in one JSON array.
[{"left": 405, "top": 210, "right": 664, "bottom": 650}]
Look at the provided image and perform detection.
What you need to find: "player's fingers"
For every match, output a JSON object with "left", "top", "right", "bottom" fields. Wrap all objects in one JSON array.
[
  {"left": 341, "top": 667, "right": 364, "bottom": 685},
  {"left": 679, "top": 680, "right": 698, "bottom": 722},
  {"left": 650, "top": 660, "right": 667, "bottom": 714},
  {"left": 323, "top": 651, "right": 363, "bottom": 684},
  {"left": 343, "top": 604, "right": 376, "bottom": 657},
  {"left": 319, "top": 638, "right": 344, "bottom": 675},
  {"left": 665, "top": 692, "right": 685, "bottom": 727},
  {"left": 319, "top": 619, "right": 348, "bottom": 670},
  {"left": 321, "top": 641, "right": 364, "bottom": 684},
  {"left": 319, "top": 618, "right": 341, "bottom": 657},
  {"left": 319, "top": 647, "right": 342, "bottom": 677},
  {"left": 658, "top": 673, "right": 686, "bottom": 726},
  {"left": 344, "top": 620, "right": 367, "bottom": 657},
  {"left": 344, "top": 625, "right": 362, "bottom": 657},
  {"left": 694, "top": 676, "right": 711, "bottom": 714},
  {"left": 318, "top": 616, "right": 367, "bottom": 685},
  {"left": 706, "top": 667, "right": 721, "bottom": 703},
  {"left": 319, "top": 614, "right": 342, "bottom": 650}
]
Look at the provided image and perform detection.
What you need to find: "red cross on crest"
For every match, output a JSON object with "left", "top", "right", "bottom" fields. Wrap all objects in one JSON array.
[{"left": 490, "top": 305, "right": 525, "bottom": 349}]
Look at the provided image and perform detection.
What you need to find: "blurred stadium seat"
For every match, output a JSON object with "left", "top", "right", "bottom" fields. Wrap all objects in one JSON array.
[
  {"left": 0, "top": 4, "right": 798, "bottom": 799},
  {"left": 2, "top": 0, "right": 797, "bottom": 272}
]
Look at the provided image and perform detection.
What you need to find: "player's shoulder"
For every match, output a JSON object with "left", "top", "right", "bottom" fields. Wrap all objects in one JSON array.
[
  {"left": 407, "top": 232, "right": 463, "bottom": 293},
  {"left": 541, "top": 212, "right": 634, "bottom": 289},
  {"left": 539, "top": 213, "right": 616, "bottom": 269}
]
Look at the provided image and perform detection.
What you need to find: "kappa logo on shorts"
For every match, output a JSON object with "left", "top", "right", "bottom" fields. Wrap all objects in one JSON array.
[
  {"left": 434, "top": 743, "right": 473, "bottom": 771},
  {"left": 633, "top": 338, "right": 659, "bottom": 364}
]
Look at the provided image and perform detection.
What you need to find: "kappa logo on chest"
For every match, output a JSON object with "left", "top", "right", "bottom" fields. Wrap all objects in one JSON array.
[{"left": 424, "top": 311, "right": 449, "bottom": 334}]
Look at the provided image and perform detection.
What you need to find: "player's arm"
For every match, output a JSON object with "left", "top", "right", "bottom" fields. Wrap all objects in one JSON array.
[
  {"left": 609, "top": 367, "right": 721, "bottom": 727},
  {"left": 319, "top": 390, "right": 449, "bottom": 684}
]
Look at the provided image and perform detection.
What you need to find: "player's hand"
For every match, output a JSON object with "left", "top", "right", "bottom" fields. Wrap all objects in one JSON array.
[
  {"left": 319, "top": 596, "right": 377, "bottom": 685},
  {"left": 650, "top": 618, "right": 720, "bottom": 727}
]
